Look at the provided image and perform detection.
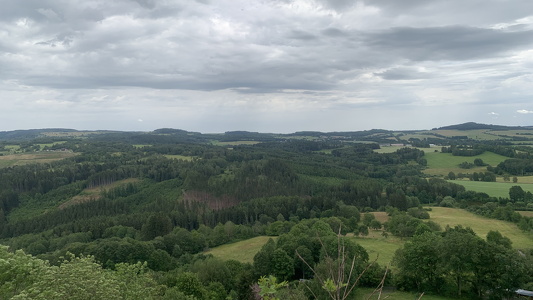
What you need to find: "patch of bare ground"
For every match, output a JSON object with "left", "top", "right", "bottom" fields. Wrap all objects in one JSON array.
[{"left": 182, "top": 190, "right": 239, "bottom": 210}]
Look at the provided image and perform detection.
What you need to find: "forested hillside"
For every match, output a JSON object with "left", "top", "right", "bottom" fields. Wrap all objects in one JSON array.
[{"left": 2, "top": 125, "right": 533, "bottom": 299}]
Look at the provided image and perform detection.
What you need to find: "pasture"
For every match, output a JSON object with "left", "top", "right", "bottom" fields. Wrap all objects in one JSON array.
[
  {"left": 205, "top": 236, "right": 277, "bottom": 263},
  {"left": 375, "top": 145, "right": 433, "bottom": 154},
  {"left": 422, "top": 150, "right": 508, "bottom": 176},
  {"left": 353, "top": 235, "right": 403, "bottom": 266},
  {"left": 450, "top": 180, "right": 533, "bottom": 198},
  {"left": 428, "top": 207, "right": 533, "bottom": 249},
  {"left": 431, "top": 129, "right": 501, "bottom": 140}
]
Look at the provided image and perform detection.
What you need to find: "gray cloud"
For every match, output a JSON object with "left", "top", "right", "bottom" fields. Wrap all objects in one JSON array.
[
  {"left": 1, "top": 0, "right": 533, "bottom": 132},
  {"left": 375, "top": 67, "right": 432, "bottom": 80},
  {"left": 368, "top": 26, "right": 533, "bottom": 61}
]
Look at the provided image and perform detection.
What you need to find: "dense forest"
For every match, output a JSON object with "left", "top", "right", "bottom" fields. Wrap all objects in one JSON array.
[{"left": 2, "top": 124, "right": 533, "bottom": 299}]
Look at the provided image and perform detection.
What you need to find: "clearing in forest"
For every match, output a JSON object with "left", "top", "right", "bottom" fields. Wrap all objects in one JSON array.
[
  {"left": 59, "top": 178, "right": 141, "bottom": 209},
  {"left": 428, "top": 207, "right": 533, "bottom": 249},
  {"left": 0, "top": 152, "right": 77, "bottom": 168},
  {"left": 205, "top": 236, "right": 278, "bottom": 263},
  {"left": 451, "top": 180, "right": 533, "bottom": 198},
  {"left": 422, "top": 151, "right": 508, "bottom": 176}
]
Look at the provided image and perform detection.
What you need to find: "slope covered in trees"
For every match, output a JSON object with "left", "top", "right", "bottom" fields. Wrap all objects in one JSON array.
[{"left": 1, "top": 125, "right": 533, "bottom": 299}]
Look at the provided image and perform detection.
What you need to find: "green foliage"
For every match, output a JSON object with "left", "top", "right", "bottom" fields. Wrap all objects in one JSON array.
[
  {"left": 0, "top": 247, "right": 162, "bottom": 300},
  {"left": 174, "top": 272, "right": 205, "bottom": 299},
  {"left": 257, "top": 275, "right": 288, "bottom": 300},
  {"left": 394, "top": 227, "right": 529, "bottom": 298}
]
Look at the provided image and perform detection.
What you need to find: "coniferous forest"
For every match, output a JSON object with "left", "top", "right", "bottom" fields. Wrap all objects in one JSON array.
[{"left": 2, "top": 124, "right": 533, "bottom": 299}]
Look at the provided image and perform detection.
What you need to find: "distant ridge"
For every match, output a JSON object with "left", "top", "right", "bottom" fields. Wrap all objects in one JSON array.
[{"left": 434, "top": 122, "right": 531, "bottom": 131}]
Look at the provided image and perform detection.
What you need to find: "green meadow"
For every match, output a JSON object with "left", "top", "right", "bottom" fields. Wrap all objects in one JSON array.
[
  {"left": 423, "top": 150, "right": 508, "bottom": 176},
  {"left": 163, "top": 154, "right": 196, "bottom": 161},
  {"left": 205, "top": 236, "right": 277, "bottom": 263},
  {"left": 451, "top": 180, "right": 533, "bottom": 198},
  {"left": 0, "top": 152, "right": 77, "bottom": 169},
  {"left": 212, "top": 141, "right": 261, "bottom": 146},
  {"left": 353, "top": 235, "right": 403, "bottom": 266},
  {"left": 206, "top": 207, "right": 533, "bottom": 267},
  {"left": 428, "top": 207, "right": 533, "bottom": 249}
]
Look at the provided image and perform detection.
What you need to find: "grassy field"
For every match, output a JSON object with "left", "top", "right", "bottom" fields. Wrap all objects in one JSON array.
[
  {"left": 375, "top": 146, "right": 509, "bottom": 177},
  {"left": 423, "top": 151, "right": 508, "bottom": 176},
  {"left": 212, "top": 141, "right": 261, "bottom": 146},
  {"left": 353, "top": 235, "right": 403, "bottom": 266},
  {"left": 36, "top": 141, "right": 66, "bottom": 149},
  {"left": 206, "top": 208, "right": 533, "bottom": 272},
  {"left": 163, "top": 154, "right": 196, "bottom": 161},
  {"left": 428, "top": 207, "right": 533, "bottom": 249},
  {"left": 375, "top": 145, "right": 434, "bottom": 154},
  {"left": 205, "top": 236, "right": 277, "bottom": 263},
  {"left": 432, "top": 129, "right": 501, "bottom": 140},
  {"left": 518, "top": 211, "right": 533, "bottom": 217},
  {"left": 0, "top": 152, "right": 77, "bottom": 168},
  {"left": 450, "top": 180, "right": 533, "bottom": 198}
]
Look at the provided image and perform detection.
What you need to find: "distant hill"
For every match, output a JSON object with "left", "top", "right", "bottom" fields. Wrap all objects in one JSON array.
[
  {"left": 434, "top": 122, "right": 530, "bottom": 131},
  {"left": 0, "top": 128, "right": 77, "bottom": 140}
]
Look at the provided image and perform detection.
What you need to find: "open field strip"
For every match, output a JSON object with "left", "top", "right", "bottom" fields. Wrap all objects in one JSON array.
[
  {"left": 451, "top": 180, "right": 533, "bottom": 198},
  {"left": 374, "top": 145, "right": 432, "bottom": 154},
  {"left": 0, "top": 152, "right": 77, "bottom": 168},
  {"left": 133, "top": 144, "right": 152, "bottom": 148},
  {"left": 428, "top": 207, "right": 533, "bottom": 249},
  {"left": 204, "top": 236, "right": 277, "bottom": 263},
  {"left": 353, "top": 234, "right": 403, "bottom": 266},
  {"left": 423, "top": 151, "right": 508, "bottom": 176},
  {"left": 432, "top": 129, "right": 501, "bottom": 140},
  {"left": 212, "top": 141, "right": 262, "bottom": 146},
  {"left": 518, "top": 211, "right": 533, "bottom": 217},
  {"left": 36, "top": 141, "right": 67, "bottom": 149},
  {"left": 500, "top": 176, "right": 533, "bottom": 184},
  {"left": 163, "top": 154, "right": 197, "bottom": 161}
]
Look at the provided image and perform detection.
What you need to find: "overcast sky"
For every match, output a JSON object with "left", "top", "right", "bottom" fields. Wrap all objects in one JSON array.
[{"left": 1, "top": 0, "right": 533, "bottom": 133}]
